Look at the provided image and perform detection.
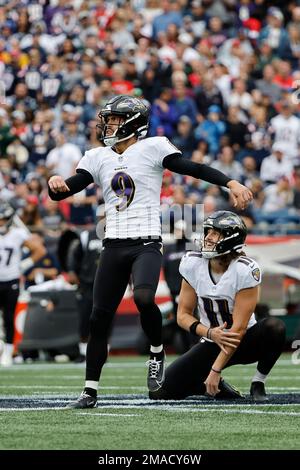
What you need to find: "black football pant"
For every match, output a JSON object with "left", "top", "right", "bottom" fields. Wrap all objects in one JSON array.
[
  {"left": 158, "top": 317, "right": 286, "bottom": 399},
  {"left": 86, "top": 238, "right": 163, "bottom": 382},
  {"left": 77, "top": 283, "right": 93, "bottom": 342},
  {"left": 0, "top": 279, "right": 20, "bottom": 344}
]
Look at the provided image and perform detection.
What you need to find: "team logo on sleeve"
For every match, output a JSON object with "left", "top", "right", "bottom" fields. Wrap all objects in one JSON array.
[{"left": 252, "top": 268, "right": 260, "bottom": 281}]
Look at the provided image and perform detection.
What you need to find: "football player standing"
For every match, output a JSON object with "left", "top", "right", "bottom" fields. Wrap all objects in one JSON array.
[{"left": 0, "top": 202, "right": 45, "bottom": 366}]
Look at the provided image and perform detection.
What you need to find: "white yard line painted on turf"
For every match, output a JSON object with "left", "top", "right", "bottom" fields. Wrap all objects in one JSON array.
[
  {"left": 0, "top": 385, "right": 146, "bottom": 390},
  {"left": 3, "top": 358, "right": 295, "bottom": 371},
  {"left": 186, "top": 408, "right": 300, "bottom": 417},
  {"left": 77, "top": 412, "right": 139, "bottom": 417},
  {"left": 224, "top": 376, "right": 300, "bottom": 381}
]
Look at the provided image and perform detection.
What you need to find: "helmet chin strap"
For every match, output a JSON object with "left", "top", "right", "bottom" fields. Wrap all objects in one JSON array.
[{"left": 103, "top": 132, "right": 135, "bottom": 147}]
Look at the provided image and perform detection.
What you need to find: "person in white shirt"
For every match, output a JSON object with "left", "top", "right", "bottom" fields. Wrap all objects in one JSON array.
[
  {"left": 48, "top": 95, "right": 252, "bottom": 409},
  {"left": 269, "top": 102, "right": 300, "bottom": 165},
  {"left": 150, "top": 211, "right": 285, "bottom": 401},
  {"left": 0, "top": 202, "right": 45, "bottom": 366},
  {"left": 46, "top": 132, "right": 82, "bottom": 180},
  {"left": 260, "top": 142, "right": 293, "bottom": 184}
]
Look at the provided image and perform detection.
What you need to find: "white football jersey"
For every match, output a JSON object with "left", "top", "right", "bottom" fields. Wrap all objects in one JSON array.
[
  {"left": 76, "top": 137, "right": 181, "bottom": 238},
  {"left": 0, "top": 227, "right": 29, "bottom": 281},
  {"left": 179, "top": 252, "right": 261, "bottom": 330}
]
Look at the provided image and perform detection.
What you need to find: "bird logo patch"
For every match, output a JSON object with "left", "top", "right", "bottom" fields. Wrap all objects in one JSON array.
[{"left": 252, "top": 268, "right": 260, "bottom": 281}]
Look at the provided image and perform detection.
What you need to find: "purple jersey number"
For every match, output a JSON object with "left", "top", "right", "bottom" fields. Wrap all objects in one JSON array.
[{"left": 111, "top": 171, "right": 136, "bottom": 212}]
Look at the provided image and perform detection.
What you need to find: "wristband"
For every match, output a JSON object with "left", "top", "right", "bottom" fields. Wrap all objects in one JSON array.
[
  {"left": 207, "top": 327, "right": 212, "bottom": 340},
  {"left": 211, "top": 367, "right": 222, "bottom": 374},
  {"left": 189, "top": 320, "right": 200, "bottom": 335}
]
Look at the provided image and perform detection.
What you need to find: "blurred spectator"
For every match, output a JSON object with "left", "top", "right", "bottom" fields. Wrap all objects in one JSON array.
[
  {"left": 150, "top": 88, "right": 178, "bottom": 138},
  {"left": 152, "top": 0, "right": 183, "bottom": 39},
  {"left": 46, "top": 133, "right": 82, "bottom": 180},
  {"left": 255, "top": 64, "right": 283, "bottom": 102},
  {"left": 259, "top": 7, "right": 291, "bottom": 59},
  {"left": 211, "top": 145, "right": 244, "bottom": 182},
  {"left": 172, "top": 115, "right": 198, "bottom": 158},
  {"left": 20, "top": 195, "right": 43, "bottom": 229},
  {"left": 194, "top": 104, "right": 225, "bottom": 156},
  {"left": 260, "top": 143, "right": 294, "bottom": 184},
  {"left": 269, "top": 101, "right": 300, "bottom": 165}
]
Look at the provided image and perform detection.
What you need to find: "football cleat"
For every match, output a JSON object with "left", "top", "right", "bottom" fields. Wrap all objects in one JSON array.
[
  {"left": 68, "top": 392, "right": 97, "bottom": 409},
  {"left": 149, "top": 387, "right": 170, "bottom": 400},
  {"left": 146, "top": 352, "right": 166, "bottom": 392},
  {"left": 250, "top": 381, "right": 268, "bottom": 401},
  {"left": 216, "top": 378, "right": 244, "bottom": 399}
]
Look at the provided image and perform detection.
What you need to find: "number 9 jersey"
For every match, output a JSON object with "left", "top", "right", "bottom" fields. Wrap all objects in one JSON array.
[
  {"left": 76, "top": 136, "right": 181, "bottom": 239},
  {"left": 179, "top": 252, "right": 262, "bottom": 330}
]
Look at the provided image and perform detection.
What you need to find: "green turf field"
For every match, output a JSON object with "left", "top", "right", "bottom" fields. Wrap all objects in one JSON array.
[{"left": 0, "top": 353, "right": 299, "bottom": 450}]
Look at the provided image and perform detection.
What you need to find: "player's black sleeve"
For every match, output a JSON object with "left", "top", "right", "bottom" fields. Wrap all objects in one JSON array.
[
  {"left": 48, "top": 169, "right": 94, "bottom": 201},
  {"left": 163, "top": 153, "right": 231, "bottom": 187}
]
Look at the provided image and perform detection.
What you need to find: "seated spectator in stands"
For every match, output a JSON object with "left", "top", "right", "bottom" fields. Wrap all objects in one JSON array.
[
  {"left": 260, "top": 143, "right": 293, "bottom": 185},
  {"left": 40, "top": 199, "right": 65, "bottom": 232},
  {"left": 226, "top": 105, "right": 250, "bottom": 152},
  {"left": 211, "top": 145, "right": 244, "bottom": 182},
  {"left": 173, "top": 80, "right": 198, "bottom": 126},
  {"left": 228, "top": 78, "right": 253, "bottom": 113},
  {"left": 241, "top": 156, "right": 259, "bottom": 186},
  {"left": 20, "top": 195, "right": 43, "bottom": 229},
  {"left": 259, "top": 7, "right": 291, "bottom": 59},
  {"left": 255, "top": 64, "right": 282, "bottom": 102},
  {"left": 172, "top": 115, "right": 198, "bottom": 158},
  {"left": 150, "top": 88, "right": 179, "bottom": 139},
  {"left": 194, "top": 105, "right": 225, "bottom": 157},
  {"left": 46, "top": 132, "right": 82, "bottom": 180},
  {"left": 262, "top": 177, "right": 293, "bottom": 213},
  {"left": 269, "top": 101, "right": 300, "bottom": 166},
  {"left": 194, "top": 73, "right": 224, "bottom": 117},
  {"left": 287, "top": 24, "right": 300, "bottom": 69}
]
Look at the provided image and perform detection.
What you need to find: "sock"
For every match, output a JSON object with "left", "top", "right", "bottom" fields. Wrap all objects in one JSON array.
[
  {"left": 252, "top": 370, "right": 268, "bottom": 384},
  {"left": 150, "top": 345, "right": 163, "bottom": 354},
  {"left": 79, "top": 342, "right": 87, "bottom": 356},
  {"left": 150, "top": 345, "right": 164, "bottom": 360},
  {"left": 84, "top": 380, "right": 98, "bottom": 398}
]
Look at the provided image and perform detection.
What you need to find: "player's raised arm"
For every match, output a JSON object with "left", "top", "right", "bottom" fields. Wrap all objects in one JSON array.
[
  {"left": 48, "top": 169, "right": 94, "bottom": 201},
  {"left": 162, "top": 153, "right": 253, "bottom": 210}
]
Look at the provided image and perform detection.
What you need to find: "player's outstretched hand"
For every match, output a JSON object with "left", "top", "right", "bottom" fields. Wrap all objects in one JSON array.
[
  {"left": 48, "top": 175, "right": 70, "bottom": 194},
  {"left": 227, "top": 180, "right": 253, "bottom": 210},
  {"left": 210, "top": 322, "right": 240, "bottom": 354}
]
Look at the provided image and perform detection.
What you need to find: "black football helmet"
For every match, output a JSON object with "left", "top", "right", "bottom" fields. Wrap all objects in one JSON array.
[
  {"left": 97, "top": 95, "right": 150, "bottom": 146},
  {"left": 0, "top": 201, "right": 15, "bottom": 235},
  {"left": 201, "top": 211, "right": 247, "bottom": 259}
]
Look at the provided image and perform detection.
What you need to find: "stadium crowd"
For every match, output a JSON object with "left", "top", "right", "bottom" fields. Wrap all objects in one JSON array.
[{"left": 1, "top": 0, "right": 300, "bottom": 272}]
